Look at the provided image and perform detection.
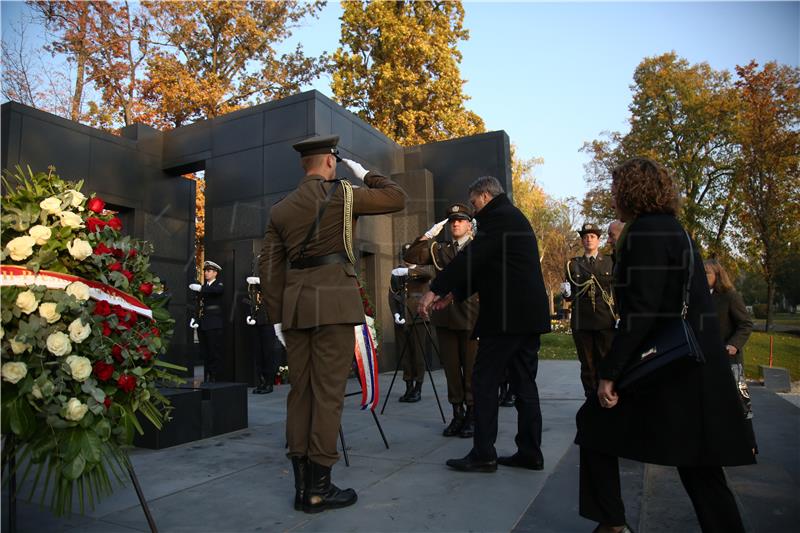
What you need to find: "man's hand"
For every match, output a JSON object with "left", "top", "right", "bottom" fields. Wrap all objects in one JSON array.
[
  {"left": 189, "top": 318, "right": 199, "bottom": 329},
  {"left": 246, "top": 315, "right": 256, "bottom": 325},
  {"left": 189, "top": 283, "right": 202, "bottom": 292},
  {"left": 726, "top": 345, "right": 738, "bottom": 356},
  {"left": 423, "top": 218, "right": 448, "bottom": 240},
  {"left": 560, "top": 282, "right": 571, "bottom": 298},
  {"left": 246, "top": 276, "right": 260, "bottom": 285},
  {"left": 597, "top": 379, "right": 619, "bottom": 409},
  {"left": 417, "top": 291, "right": 438, "bottom": 320},
  {"left": 341, "top": 158, "right": 369, "bottom": 180},
  {"left": 432, "top": 293, "right": 454, "bottom": 311}
]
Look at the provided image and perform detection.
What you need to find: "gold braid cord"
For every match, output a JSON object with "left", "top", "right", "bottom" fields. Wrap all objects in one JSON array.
[
  {"left": 565, "top": 259, "right": 618, "bottom": 319},
  {"left": 430, "top": 241, "right": 444, "bottom": 271},
  {"left": 341, "top": 180, "right": 357, "bottom": 264}
]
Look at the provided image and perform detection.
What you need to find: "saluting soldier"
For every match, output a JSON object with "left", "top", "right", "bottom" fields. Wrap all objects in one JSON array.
[
  {"left": 189, "top": 260, "right": 224, "bottom": 383},
  {"left": 561, "top": 223, "right": 617, "bottom": 397},
  {"left": 259, "top": 135, "right": 405, "bottom": 514},
  {"left": 404, "top": 203, "right": 479, "bottom": 438},
  {"left": 388, "top": 255, "right": 433, "bottom": 403}
]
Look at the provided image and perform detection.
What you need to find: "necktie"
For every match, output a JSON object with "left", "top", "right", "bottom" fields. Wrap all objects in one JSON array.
[{"left": 589, "top": 257, "right": 595, "bottom": 266}]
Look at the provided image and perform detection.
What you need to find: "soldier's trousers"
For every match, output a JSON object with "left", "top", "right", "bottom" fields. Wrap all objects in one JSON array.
[
  {"left": 436, "top": 327, "right": 477, "bottom": 406},
  {"left": 284, "top": 324, "right": 354, "bottom": 467},
  {"left": 198, "top": 328, "right": 223, "bottom": 379},
  {"left": 252, "top": 324, "right": 276, "bottom": 382},
  {"left": 396, "top": 322, "right": 428, "bottom": 383},
  {"left": 572, "top": 329, "right": 615, "bottom": 396}
]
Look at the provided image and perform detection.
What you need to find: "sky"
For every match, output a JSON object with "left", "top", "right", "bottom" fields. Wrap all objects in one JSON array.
[{"left": 2, "top": 1, "right": 798, "bottom": 201}]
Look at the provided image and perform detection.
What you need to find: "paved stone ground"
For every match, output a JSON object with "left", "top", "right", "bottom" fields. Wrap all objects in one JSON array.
[{"left": 3, "top": 361, "right": 798, "bottom": 532}]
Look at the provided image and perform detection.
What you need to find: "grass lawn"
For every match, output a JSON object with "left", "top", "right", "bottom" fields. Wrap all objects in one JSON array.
[
  {"left": 753, "top": 312, "right": 800, "bottom": 329},
  {"left": 539, "top": 332, "right": 577, "bottom": 360},
  {"left": 744, "top": 331, "right": 800, "bottom": 381}
]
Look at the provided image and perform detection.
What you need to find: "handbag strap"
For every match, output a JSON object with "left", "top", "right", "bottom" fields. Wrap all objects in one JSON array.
[
  {"left": 297, "top": 180, "right": 340, "bottom": 260},
  {"left": 681, "top": 229, "right": 694, "bottom": 319}
]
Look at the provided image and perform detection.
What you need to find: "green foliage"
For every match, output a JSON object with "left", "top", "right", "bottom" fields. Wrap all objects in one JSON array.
[{"left": 745, "top": 331, "right": 800, "bottom": 381}]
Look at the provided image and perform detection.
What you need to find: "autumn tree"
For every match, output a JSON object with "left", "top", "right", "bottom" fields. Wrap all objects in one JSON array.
[
  {"left": 332, "top": 0, "right": 484, "bottom": 145},
  {"left": 141, "top": 0, "right": 327, "bottom": 128},
  {"left": 581, "top": 52, "right": 739, "bottom": 254},
  {"left": 732, "top": 61, "right": 800, "bottom": 331}
]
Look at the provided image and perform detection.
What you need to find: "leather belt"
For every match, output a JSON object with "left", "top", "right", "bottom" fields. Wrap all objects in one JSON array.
[
  {"left": 203, "top": 305, "right": 222, "bottom": 312},
  {"left": 290, "top": 252, "right": 350, "bottom": 270}
]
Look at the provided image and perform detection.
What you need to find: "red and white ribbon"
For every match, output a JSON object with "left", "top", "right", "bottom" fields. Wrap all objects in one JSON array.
[
  {"left": 0, "top": 265, "right": 152, "bottom": 319},
  {"left": 354, "top": 315, "right": 380, "bottom": 411}
]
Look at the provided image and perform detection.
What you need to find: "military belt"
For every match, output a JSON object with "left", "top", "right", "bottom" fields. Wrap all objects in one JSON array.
[
  {"left": 203, "top": 305, "right": 222, "bottom": 312},
  {"left": 290, "top": 252, "right": 350, "bottom": 270}
]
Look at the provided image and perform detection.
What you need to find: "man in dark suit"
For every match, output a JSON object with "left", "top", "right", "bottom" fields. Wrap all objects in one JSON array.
[
  {"left": 419, "top": 176, "right": 551, "bottom": 472},
  {"left": 562, "top": 223, "right": 617, "bottom": 397},
  {"left": 260, "top": 134, "right": 405, "bottom": 513},
  {"left": 189, "top": 260, "right": 224, "bottom": 383}
]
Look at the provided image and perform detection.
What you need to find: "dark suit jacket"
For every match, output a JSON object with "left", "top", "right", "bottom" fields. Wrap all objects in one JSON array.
[
  {"left": 564, "top": 254, "right": 616, "bottom": 331},
  {"left": 429, "top": 193, "right": 550, "bottom": 338},
  {"left": 199, "top": 280, "right": 224, "bottom": 331},
  {"left": 575, "top": 214, "right": 755, "bottom": 467},
  {"left": 709, "top": 290, "right": 753, "bottom": 365}
]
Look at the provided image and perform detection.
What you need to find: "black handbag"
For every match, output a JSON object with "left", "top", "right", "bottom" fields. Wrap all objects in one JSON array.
[{"left": 616, "top": 230, "right": 705, "bottom": 391}]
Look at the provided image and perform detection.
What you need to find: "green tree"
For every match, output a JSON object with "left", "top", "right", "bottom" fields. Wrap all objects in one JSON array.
[
  {"left": 732, "top": 61, "right": 800, "bottom": 330},
  {"left": 332, "top": 0, "right": 484, "bottom": 145}
]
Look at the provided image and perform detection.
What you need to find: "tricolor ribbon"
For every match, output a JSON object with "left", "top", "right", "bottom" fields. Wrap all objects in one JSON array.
[
  {"left": 354, "top": 315, "right": 379, "bottom": 411},
  {"left": 0, "top": 265, "right": 152, "bottom": 319}
]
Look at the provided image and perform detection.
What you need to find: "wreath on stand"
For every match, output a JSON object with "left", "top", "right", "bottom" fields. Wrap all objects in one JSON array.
[{"left": 1, "top": 166, "right": 184, "bottom": 516}]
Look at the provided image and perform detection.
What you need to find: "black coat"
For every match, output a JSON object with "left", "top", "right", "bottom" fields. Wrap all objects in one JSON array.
[
  {"left": 709, "top": 290, "right": 753, "bottom": 365},
  {"left": 430, "top": 193, "right": 550, "bottom": 338},
  {"left": 198, "top": 280, "right": 224, "bottom": 331},
  {"left": 575, "top": 214, "right": 754, "bottom": 467}
]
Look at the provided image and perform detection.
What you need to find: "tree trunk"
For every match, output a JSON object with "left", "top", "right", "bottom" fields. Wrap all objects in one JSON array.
[
  {"left": 70, "top": 6, "right": 90, "bottom": 122},
  {"left": 766, "top": 279, "right": 775, "bottom": 332}
]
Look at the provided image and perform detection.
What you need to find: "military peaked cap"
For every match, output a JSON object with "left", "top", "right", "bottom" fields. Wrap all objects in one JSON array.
[
  {"left": 203, "top": 260, "right": 222, "bottom": 272},
  {"left": 577, "top": 223, "right": 602, "bottom": 237},
  {"left": 292, "top": 134, "right": 342, "bottom": 161},
  {"left": 446, "top": 203, "right": 473, "bottom": 222}
]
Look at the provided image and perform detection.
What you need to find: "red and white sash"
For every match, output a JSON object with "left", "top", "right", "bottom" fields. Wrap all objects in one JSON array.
[{"left": 354, "top": 315, "right": 379, "bottom": 411}]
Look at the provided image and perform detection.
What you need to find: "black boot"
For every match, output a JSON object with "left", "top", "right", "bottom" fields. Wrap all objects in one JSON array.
[
  {"left": 291, "top": 456, "right": 307, "bottom": 511},
  {"left": 262, "top": 381, "right": 273, "bottom": 394},
  {"left": 406, "top": 381, "right": 422, "bottom": 403},
  {"left": 303, "top": 460, "right": 357, "bottom": 514},
  {"left": 500, "top": 390, "right": 515, "bottom": 407},
  {"left": 459, "top": 405, "right": 475, "bottom": 438},
  {"left": 443, "top": 404, "right": 465, "bottom": 437},
  {"left": 398, "top": 380, "right": 414, "bottom": 402},
  {"left": 253, "top": 375, "right": 266, "bottom": 394}
]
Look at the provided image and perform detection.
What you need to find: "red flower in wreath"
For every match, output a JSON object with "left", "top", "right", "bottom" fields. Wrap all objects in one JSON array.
[
  {"left": 87, "top": 197, "right": 105, "bottom": 213},
  {"left": 111, "top": 344, "right": 124, "bottom": 362},
  {"left": 139, "top": 282, "right": 153, "bottom": 295},
  {"left": 93, "top": 361, "right": 114, "bottom": 382},
  {"left": 128, "top": 249, "right": 137, "bottom": 258},
  {"left": 117, "top": 374, "right": 137, "bottom": 393},
  {"left": 138, "top": 346, "right": 152, "bottom": 362},
  {"left": 86, "top": 217, "right": 106, "bottom": 232},
  {"left": 109, "top": 261, "right": 123, "bottom": 272},
  {"left": 94, "top": 300, "right": 111, "bottom": 316},
  {"left": 93, "top": 242, "right": 113, "bottom": 256},
  {"left": 121, "top": 270, "right": 134, "bottom": 283},
  {"left": 107, "top": 217, "right": 123, "bottom": 231},
  {"left": 103, "top": 396, "right": 112, "bottom": 409},
  {"left": 111, "top": 248, "right": 125, "bottom": 259},
  {"left": 101, "top": 321, "right": 112, "bottom": 336}
]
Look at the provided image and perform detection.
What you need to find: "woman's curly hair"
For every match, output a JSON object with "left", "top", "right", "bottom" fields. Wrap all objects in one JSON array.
[{"left": 611, "top": 157, "right": 680, "bottom": 218}]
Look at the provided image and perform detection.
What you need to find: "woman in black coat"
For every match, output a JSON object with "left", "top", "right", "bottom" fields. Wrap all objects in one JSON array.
[{"left": 575, "top": 158, "right": 755, "bottom": 533}]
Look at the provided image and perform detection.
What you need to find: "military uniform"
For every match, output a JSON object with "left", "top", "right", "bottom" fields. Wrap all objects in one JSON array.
[
  {"left": 388, "top": 263, "right": 433, "bottom": 401},
  {"left": 564, "top": 224, "right": 616, "bottom": 396},
  {"left": 244, "top": 279, "right": 276, "bottom": 393},
  {"left": 197, "top": 261, "right": 224, "bottom": 382},
  {"left": 404, "top": 203, "right": 479, "bottom": 437},
  {"left": 259, "top": 135, "right": 405, "bottom": 513}
]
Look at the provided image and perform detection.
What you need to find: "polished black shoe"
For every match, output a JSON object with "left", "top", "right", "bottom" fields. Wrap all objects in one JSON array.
[
  {"left": 291, "top": 456, "right": 307, "bottom": 511},
  {"left": 459, "top": 406, "right": 474, "bottom": 438},
  {"left": 443, "top": 404, "right": 465, "bottom": 437},
  {"left": 303, "top": 460, "right": 357, "bottom": 513},
  {"left": 405, "top": 381, "right": 422, "bottom": 403},
  {"left": 500, "top": 392, "right": 515, "bottom": 407},
  {"left": 262, "top": 383, "right": 274, "bottom": 394},
  {"left": 497, "top": 453, "right": 544, "bottom": 471},
  {"left": 398, "top": 381, "right": 414, "bottom": 402},
  {"left": 446, "top": 452, "right": 497, "bottom": 473}
]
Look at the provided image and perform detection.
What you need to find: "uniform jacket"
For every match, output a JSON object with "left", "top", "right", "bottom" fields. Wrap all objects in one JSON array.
[
  {"left": 259, "top": 171, "right": 405, "bottom": 329},
  {"left": 198, "top": 280, "right": 224, "bottom": 331},
  {"left": 564, "top": 254, "right": 616, "bottom": 331},
  {"left": 404, "top": 237, "right": 479, "bottom": 331},
  {"left": 575, "top": 214, "right": 755, "bottom": 467},
  {"left": 243, "top": 283, "right": 270, "bottom": 326},
  {"left": 429, "top": 193, "right": 550, "bottom": 338},
  {"left": 388, "top": 267, "right": 433, "bottom": 324},
  {"left": 710, "top": 290, "right": 753, "bottom": 365}
]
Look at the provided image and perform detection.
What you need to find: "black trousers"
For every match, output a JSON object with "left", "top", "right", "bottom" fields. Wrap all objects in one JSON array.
[
  {"left": 572, "top": 329, "right": 614, "bottom": 396},
  {"left": 579, "top": 447, "right": 745, "bottom": 532},
  {"left": 252, "top": 324, "right": 276, "bottom": 383},
  {"left": 199, "top": 328, "right": 223, "bottom": 378},
  {"left": 471, "top": 334, "right": 543, "bottom": 462}
]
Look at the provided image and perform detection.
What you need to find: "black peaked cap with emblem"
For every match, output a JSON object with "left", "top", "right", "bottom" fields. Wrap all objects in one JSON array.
[
  {"left": 446, "top": 203, "right": 473, "bottom": 222},
  {"left": 292, "top": 134, "right": 342, "bottom": 161},
  {"left": 577, "top": 223, "right": 602, "bottom": 237}
]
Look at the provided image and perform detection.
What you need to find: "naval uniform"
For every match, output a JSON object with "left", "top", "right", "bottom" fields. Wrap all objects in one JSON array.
[
  {"left": 198, "top": 279, "right": 224, "bottom": 381},
  {"left": 244, "top": 282, "right": 277, "bottom": 389}
]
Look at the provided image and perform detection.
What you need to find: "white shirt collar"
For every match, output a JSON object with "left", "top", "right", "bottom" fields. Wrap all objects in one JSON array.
[
  {"left": 456, "top": 235, "right": 471, "bottom": 249},
  {"left": 584, "top": 252, "right": 599, "bottom": 260}
]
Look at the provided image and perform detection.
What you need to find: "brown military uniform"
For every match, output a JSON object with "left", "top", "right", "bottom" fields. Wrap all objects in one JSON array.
[
  {"left": 259, "top": 171, "right": 405, "bottom": 467},
  {"left": 404, "top": 234, "right": 479, "bottom": 407},
  {"left": 388, "top": 266, "right": 433, "bottom": 384}
]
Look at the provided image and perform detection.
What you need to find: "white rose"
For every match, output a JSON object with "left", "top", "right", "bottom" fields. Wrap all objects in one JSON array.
[
  {"left": 67, "top": 239, "right": 92, "bottom": 261},
  {"left": 64, "top": 397, "right": 88, "bottom": 421},
  {"left": 31, "top": 383, "right": 43, "bottom": 399},
  {"left": 65, "top": 355, "right": 92, "bottom": 382},
  {"left": 68, "top": 318, "right": 91, "bottom": 343},
  {"left": 46, "top": 331, "right": 71, "bottom": 356},
  {"left": 9, "top": 337, "right": 32, "bottom": 354},
  {"left": 5, "top": 235, "right": 36, "bottom": 261},
  {"left": 39, "top": 302, "right": 61, "bottom": 324},
  {"left": 65, "top": 281, "right": 90, "bottom": 301},
  {"left": 39, "top": 196, "right": 63, "bottom": 215},
  {"left": 66, "top": 189, "right": 86, "bottom": 208},
  {"left": 59, "top": 211, "right": 84, "bottom": 229},
  {"left": 28, "top": 224, "right": 53, "bottom": 245},
  {"left": 1, "top": 361, "right": 28, "bottom": 384},
  {"left": 15, "top": 290, "right": 39, "bottom": 314}
]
